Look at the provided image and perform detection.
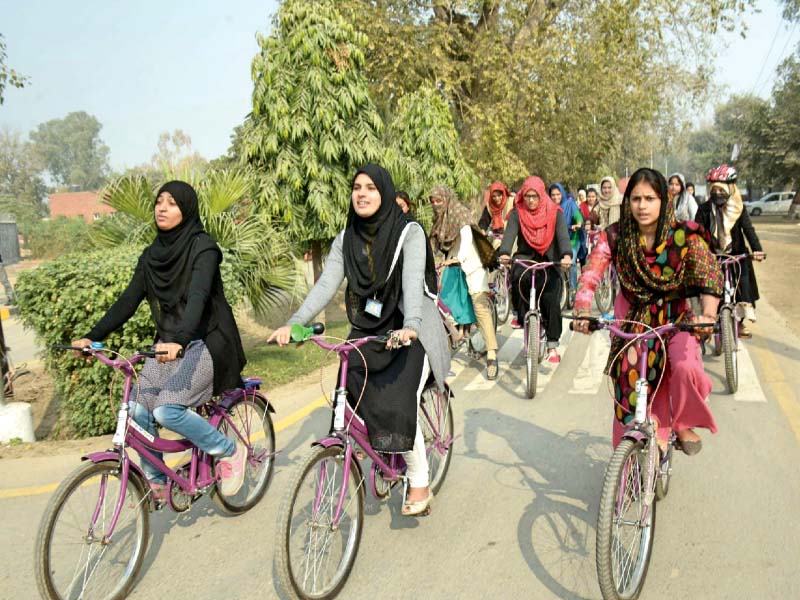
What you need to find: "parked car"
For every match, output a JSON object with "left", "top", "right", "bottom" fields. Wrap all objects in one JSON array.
[{"left": 747, "top": 191, "right": 796, "bottom": 216}]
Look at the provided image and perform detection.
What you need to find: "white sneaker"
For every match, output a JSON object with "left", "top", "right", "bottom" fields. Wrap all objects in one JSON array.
[{"left": 216, "top": 441, "right": 246, "bottom": 496}]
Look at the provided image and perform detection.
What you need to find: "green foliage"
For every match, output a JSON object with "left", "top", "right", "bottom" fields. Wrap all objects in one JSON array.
[
  {"left": 0, "top": 128, "right": 48, "bottom": 231},
  {"left": 241, "top": 0, "right": 384, "bottom": 245},
  {"left": 29, "top": 111, "right": 110, "bottom": 190},
  {"left": 92, "top": 169, "right": 302, "bottom": 316},
  {"left": 337, "top": 0, "right": 753, "bottom": 187},
  {"left": 25, "top": 217, "right": 93, "bottom": 259},
  {"left": 769, "top": 53, "right": 800, "bottom": 186},
  {"left": 387, "top": 85, "right": 482, "bottom": 214},
  {"left": 0, "top": 33, "right": 28, "bottom": 105},
  {"left": 14, "top": 244, "right": 246, "bottom": 437}
]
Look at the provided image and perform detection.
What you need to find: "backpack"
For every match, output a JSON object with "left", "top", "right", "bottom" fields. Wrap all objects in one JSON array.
[{"left": 470, "top": 225, "right": 497, "bottom": 269}]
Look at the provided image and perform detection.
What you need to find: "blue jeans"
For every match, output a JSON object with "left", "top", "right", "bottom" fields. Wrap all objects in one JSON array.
[{"left": 130, "top": 402, "right": 235, "bottom": 484}]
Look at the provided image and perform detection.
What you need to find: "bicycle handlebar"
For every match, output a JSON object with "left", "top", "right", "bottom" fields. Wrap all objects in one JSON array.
[
  {"left": 56, "top": 344, "right": 182, "bottom": 360},
  {"left": 717, "top": 252, "right": 766, "bottom": 264},
  {"left": 282, "top": 322, "right": 402, "bottom": 351},
  {"left": 566, "top": 316, "right": 716, "bottom": 339}
]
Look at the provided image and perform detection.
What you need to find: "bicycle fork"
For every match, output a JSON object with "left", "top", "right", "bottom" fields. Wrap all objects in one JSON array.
[{"left": 633, "top": 376, "right": 658, "bottom": 519}]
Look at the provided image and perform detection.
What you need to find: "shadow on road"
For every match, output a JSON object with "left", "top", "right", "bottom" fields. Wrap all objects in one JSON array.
[{"left": 464, "top": 408, "right": 610, "bottom": 600}]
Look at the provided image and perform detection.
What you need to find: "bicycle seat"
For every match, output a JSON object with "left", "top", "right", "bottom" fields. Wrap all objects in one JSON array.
[{"left": 242, "top": 377, "right": 262, "bottom": 390}]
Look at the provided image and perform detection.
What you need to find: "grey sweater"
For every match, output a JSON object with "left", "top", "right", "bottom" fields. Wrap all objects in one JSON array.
[{"left": 287, "top": 223, "right": 450, "bottom": 390}]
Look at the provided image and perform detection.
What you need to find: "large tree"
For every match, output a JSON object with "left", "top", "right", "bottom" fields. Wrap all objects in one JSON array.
[
  {"left": 0, "top": 33, "right": 28, "bottom": 105},
  {"left": 241, "top": 0, "right": 384, "bottom": 278},
  {"left": 0, "top": 128, "right": 48, "bottom": 230},
  {"left": 29, "top": 111, "right": 111, "bottom": 190},
  {"left": 769, "top": 53, "right": 800, "bottom": 186},
  {"left": 387, "top": 84, "right": 482, "bottom": 216},
  {"left": 337, "top": 0, "right": 753, "bottom": 186}
]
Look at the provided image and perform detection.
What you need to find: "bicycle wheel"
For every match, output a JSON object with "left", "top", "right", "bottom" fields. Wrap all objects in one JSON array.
[
  {"left": 35, "top": 460, "right": 149, "bottom": 600},
  {"left": 276, "top": 445, "right": 365, "bottom": 600},
  {"left": 559, "top": 269, "right": 569, "bottom": 311},
  {"left": 596, "top": 439, "right": 656, "bottom": 600},
  {"left": 419, "top": 386, "right": 454, "bottom": 495},
  {"left": 595, "top": 270, "right": 614, "bottom": 314},
  {"left": 526, "top": 314, "right": 540, "bottom": 399},
  {"left": 212, "top": 391, "right": 276, "bottom": 513},
  {"left": 493, "top": 271, "right": 510, "bottom": 324},
  {"left": 720, "top": 307, "right": 738, "bottom": 393}
]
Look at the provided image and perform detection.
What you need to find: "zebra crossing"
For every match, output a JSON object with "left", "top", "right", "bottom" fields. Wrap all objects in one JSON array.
[{"left": 452, "top": 319, "right": 768, "bottom": 402}]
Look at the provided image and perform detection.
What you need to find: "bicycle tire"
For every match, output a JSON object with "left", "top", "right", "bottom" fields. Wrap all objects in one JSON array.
[
  {"left": 526, "top": 314, "right": 540, "bottom": 399},
  {"left": 419, "top": 386, "right": 455, "bottom": 495},
  {"left": 720, "top": 307, "right": 738, "bottom": 393},
  {"left": 35, "top": 460, "right": 150, "bottom": 600},
  {"left": 559, "top": 269, "right": 569, "bottom": 311},
  {"left": 493, "top": 271, "right": 511, "bottom": 324},
  {"left": 596, "top": 439, "right": 656, "bottom": 600},
  {"left": 276, "top": 445, "right": 364, "bottom": 600},
  {"left": 212, "top": 391, "right": 276, "bottom": 514},
  {"left": 595, "top": 270, "right": 614, "bottom": 314}
]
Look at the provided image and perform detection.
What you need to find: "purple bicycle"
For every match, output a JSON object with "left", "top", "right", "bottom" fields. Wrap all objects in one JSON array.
[
  {"left": 34, "top": 344, "right": 276, "bottom": 600},
  {"left": 513, "top": 259, "right": 558, "bottom": 399},
  {"left": 274, "top": 324, "right": 454, "bottom": 599},
  {"left": 713, "top": 253, "right": 765, "bottom": 393},
  {"left": 569, "top": 316, "right": 713, "bottom": 600}
]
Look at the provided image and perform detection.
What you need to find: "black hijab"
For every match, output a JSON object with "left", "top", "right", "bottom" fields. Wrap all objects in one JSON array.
[
  {"left": 143, "top": 181, "right": 217, "bottom": 311},
  {"left": 342, "top": 164, "right": 437, "bottom": 332}
]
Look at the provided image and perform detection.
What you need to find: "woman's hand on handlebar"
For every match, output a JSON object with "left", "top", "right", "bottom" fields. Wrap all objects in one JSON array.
[
  {"left": 387, "top": 328, "right": 417, "bottom": 350},
  {"left": 691, "top": 313, "right": 717, "bottom": 340},
  {"left": 268, "top": 325, "right": 292, "bottom": 347},
  {"left": 572, "top": 312, "right": 593, "bottom": 335},
  {"left": 560, "top": 255, "right": 572, "bottom": 269},
  {"left": 498, "top": 254, "right": 511, "bottom": 266},
  {"left": 71, "top": 338, "right": 93, "bottom": 361},
  {"left": 154, "top": 342, "right": 183, "bottom": 364},
  {"left": 752, "top": 251, "right": 766, "bottom": 261}
]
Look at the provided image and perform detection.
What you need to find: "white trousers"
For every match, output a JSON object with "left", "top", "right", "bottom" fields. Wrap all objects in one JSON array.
[{"left": 403, "top": 356, "right": 431, "bottom": 488}]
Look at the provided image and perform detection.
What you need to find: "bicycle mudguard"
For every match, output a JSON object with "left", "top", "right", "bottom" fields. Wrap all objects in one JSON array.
[
  {"left": 312, "top": 437, "right": 345, "bottom": 449},
  {"left": 621, "top": 430, "right": 648, "bottom": 444},
  {"left": 81, "top": 451, "right": 149, "bottom": 487},
  {"left": 219, "top": 388, "right": 276, "bottom": 413}
]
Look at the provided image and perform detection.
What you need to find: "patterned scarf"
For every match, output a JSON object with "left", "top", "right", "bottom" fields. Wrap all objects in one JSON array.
[
  {"left": 606, "top": 168, "right": 723, "bottom": 424},
  {"left": 429, "top": 185, "right": 475, "bottom": 253},
  {"left": 515, "top": 176, "right": 559, "bottom": 254}
]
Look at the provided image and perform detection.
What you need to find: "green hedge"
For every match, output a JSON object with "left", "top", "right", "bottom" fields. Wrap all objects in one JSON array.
[
  {"left": 24, "top": 217, "right": 93, "bottom": 259},
  {"left": 15, "top": 244, "right": 244, "bottom": 437}
]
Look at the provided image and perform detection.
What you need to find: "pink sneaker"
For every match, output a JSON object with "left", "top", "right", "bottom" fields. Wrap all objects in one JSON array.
[
  {"left": 547, "top": 349, "right": 560, "bottom": 364},
  {"left": 510, "top": 318, "right": 523, "bottom": 329},
  {"left": 148, "top": 482, "right": 167, "bottom": 505},
  {"left": 216, "top": 441, "right": 246, "bottom": 496}
]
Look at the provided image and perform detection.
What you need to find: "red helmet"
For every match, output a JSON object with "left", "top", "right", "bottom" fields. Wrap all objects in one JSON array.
[{"left": 706, "top": 164, "right": 737, "bottom": 183}]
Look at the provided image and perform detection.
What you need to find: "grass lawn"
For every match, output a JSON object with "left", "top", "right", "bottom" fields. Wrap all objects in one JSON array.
[{"left": 242, "top": 319, "right": 352, "bottom": 389}]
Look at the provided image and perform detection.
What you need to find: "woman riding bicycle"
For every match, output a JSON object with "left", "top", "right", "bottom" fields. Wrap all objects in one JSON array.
[
  {"left": 429, "top": 184, "right": 500, "bottom": 380},
  {"left": 695, "top": 164, "right": 765, "bottom": 338},
  {"left": 598, "top": 175, "right": 623, "bottom": 229},
  {"left": 72, "top": 181, "right": 248, "bottom": 499},
  {"left": 668, "top": 172, "right": 699, "bottom": 222},
  {"left": 268, "top": 164, "right": 449, "bottom": 516},
  {"left": 550, "top": 182, "right": 585, "bottom": 303},
  {"left": 478, "top": 181, "right": 512, "bottom": 243},
  {"left": 497, "top": 175, "right": 572, "bottom": 364},
  {"left": 573, "top": 167, "right": 724, "bottom": 454}
]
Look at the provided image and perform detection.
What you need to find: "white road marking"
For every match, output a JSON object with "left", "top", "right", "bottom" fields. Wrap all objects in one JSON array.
[
  {"left": 731, "top": 343, "right": 768, "bottom": 402},
  {"left": 569, "top": 330, "right": 611, "bottom": 395}
]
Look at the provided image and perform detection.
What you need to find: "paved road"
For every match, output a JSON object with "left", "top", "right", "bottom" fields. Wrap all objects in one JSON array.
[{"left": 3, "top": 230, "right": 800, "bottom": 599}]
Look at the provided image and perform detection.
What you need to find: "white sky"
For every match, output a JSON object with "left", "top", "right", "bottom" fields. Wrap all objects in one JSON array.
[{"left": 1, "top": 0, "right": 798, "bottom": 170}]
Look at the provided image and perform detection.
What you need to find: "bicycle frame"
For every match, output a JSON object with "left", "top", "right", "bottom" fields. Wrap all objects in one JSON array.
[
  {"left": 515, "top": 260, "right": 555, "bottom": 356},
  {"left": 716, "top": 254, "right": 747, "bottom": 337},
  {"left": 79, "top": 350, "right": 271, "bottom": 540},
  {"left": 303, "top": 335, "right": 451, "bottom": 526}
]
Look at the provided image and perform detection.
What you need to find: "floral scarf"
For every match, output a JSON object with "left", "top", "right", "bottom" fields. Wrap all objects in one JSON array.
[
  {"left": 515, "top": 176, "right": 559, "bottom": 254},
  {"left": 429, "top": 185, "right": 475, "bottom": 253}
]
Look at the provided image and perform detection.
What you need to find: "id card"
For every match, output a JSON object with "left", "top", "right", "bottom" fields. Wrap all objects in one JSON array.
[{"left": 365, "top": 298, "right": 383, "bottom": 318}]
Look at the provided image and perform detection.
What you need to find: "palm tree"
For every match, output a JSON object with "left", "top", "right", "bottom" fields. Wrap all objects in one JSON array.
[{"left": 92, "top": 168, "right": 302, "bottom": 316}]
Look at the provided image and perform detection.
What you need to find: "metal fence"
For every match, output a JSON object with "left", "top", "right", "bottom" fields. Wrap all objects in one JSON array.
[{"left": 0, "top": 214, "right": 21, "bottom": 264}]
